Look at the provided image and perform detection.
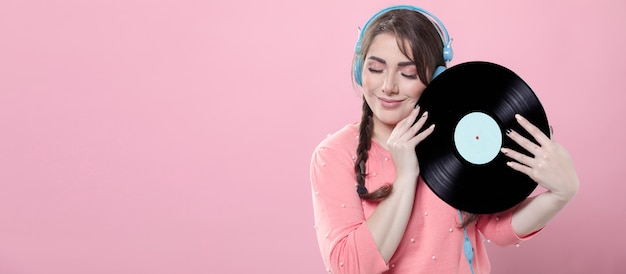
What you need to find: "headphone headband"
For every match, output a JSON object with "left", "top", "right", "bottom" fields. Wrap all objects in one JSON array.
[{"left": 355, "top": 5, "right": 451, "bottom": 54}]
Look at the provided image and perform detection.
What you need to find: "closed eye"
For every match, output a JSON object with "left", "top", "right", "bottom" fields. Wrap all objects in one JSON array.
[
  {"left": 368, "top": 68, "right": 383, "bottom": 73},
  {"left": 402, "top": 73, "right": 418, "bottom": 79}
]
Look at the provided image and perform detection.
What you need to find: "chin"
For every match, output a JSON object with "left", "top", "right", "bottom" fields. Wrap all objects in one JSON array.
[
  {"left": 379, "top": 117, "right": 404, "bottom": 127},
  {"left": 383, "top": 112, "right": 411, "bottom": 124}
]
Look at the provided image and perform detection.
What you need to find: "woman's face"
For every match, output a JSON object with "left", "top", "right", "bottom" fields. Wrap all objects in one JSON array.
[{"left": 361, "top": 33, "right": 427, "bottom": 130}]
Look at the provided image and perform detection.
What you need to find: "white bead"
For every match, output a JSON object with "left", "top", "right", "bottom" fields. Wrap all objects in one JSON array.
[
  {"left": 326, "top": 267, "right": 331, "bottom": 272},
  {"left": 516, "top": 243, "right": 520, "bottom": 247},
  {"left": 495, "top": 216, "right": 500, "bottom": 221},
  {"left": 410, "top": 238, "right": 415, "bottom": 243},
  {"left": 487, "top": 239, "right": 491, "bottom": 243},
  {"left": 352, "top": 155, "right": 356, "bottom": 160},
  {"left": 340, "top": 262, "right": 344, "bottom": 267},
  {"left": 432, "top": 256, "right": 436, "bottom": 260},
  {"left": 321, "top": 162, "right": 326, "bottom": 166},
  {"left": 325, "top": 233, "right": 329, "bottom": 238},
  {"left": 327, "top": 133, "right": 331, "bottom": 137},
  {"left": 384, "top": 157, "right": 389, "bottom": 161},
  {"left": 341, "top": 204, "right": 345, "bottom": 208},
  {"left": 391, "top": 264, "right": 395, "bottom": 268},
  {"left": 424, "top": 212, "right": 428, "bottom": 216},
  {"left": 372, "top": 172, "right": 377, "bottom": 177},
  {"left": 449, "top": 228, "right": 453, "bottom": 232},
  {"left": 315, "top": 191, "right": 319, "bottom": 195}
]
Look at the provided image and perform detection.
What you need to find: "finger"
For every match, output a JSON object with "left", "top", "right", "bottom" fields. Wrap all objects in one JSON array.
[
  {"left": 412, "top": 110, "right": 429, "bottom": 130},
  {"left": 515, "top": 114, "right": 551, "bottom": 146},
  {"left": 398, "top": 110, "right": 428, "bottom": 141},
  {"left": 505, "top": 129, "right": 541, "bottom": 156},
  {"left": 400, "top": 107, "right": 422, "bottom": 129},
  {"left": 410, "top": 123, "right": 435, "bottom": 146},
  {"left": 501, "top": 147, "right": 534, "bottom": 167},
  {"left": 410, "top": 105, "right": 422, "bottom": 120},
  {"left": 505, "top": 160, "right": 533, "bottom": 177},
  {"left": 389, "top": 108, "right": 421, "bottom": 141}
]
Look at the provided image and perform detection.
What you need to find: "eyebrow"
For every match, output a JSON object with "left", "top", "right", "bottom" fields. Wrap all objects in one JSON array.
[{"left": 368, "top": 56, "right": 415, "bottom": 67}]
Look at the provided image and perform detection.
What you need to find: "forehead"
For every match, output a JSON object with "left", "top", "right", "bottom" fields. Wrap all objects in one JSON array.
[{"left": 366, "top": 33, "right": 413, "bottom": 61}]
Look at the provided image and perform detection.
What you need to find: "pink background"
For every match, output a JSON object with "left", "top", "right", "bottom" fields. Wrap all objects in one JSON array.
[{"left": 1, "top": 0, "right": 624, "bottom": 273}]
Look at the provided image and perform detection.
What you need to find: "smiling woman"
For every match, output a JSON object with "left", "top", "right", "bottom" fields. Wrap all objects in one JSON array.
[
  {"left": 0, "top": 0, "right": 623, "bottom": 273},
  {"left": 310, "top": 5, "right": 580, "bottom": 274}
]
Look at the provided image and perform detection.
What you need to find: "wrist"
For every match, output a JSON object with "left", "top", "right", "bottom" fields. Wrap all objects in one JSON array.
[
  {"left": 552, "top": 179, "right": 580, "bottom": 203},
  {"left": 395, "top": 168, "right": 418, "bottom": 178},
  {"left": 393, "top": 171, "right": 419, "bottom": 187},
  {"left": 546, "top": 189, "right": 576, "bottom": 205}
]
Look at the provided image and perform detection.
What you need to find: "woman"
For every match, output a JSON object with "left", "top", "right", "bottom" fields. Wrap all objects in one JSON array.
[{"left": 310, "top": 5, "right": 579, "bottom": 274}]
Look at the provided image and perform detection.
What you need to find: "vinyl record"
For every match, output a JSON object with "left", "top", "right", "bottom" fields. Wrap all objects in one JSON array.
[{"left": 416, "top": 61, "right": 549, "bottom": 214}]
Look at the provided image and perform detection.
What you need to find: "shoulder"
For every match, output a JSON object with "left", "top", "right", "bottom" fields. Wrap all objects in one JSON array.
[
  {"left": 310, "top": 123, "right": 360, "bottom": 164},
  {"left": 314, "top": 123, "right": 359, "bottom": 153}
]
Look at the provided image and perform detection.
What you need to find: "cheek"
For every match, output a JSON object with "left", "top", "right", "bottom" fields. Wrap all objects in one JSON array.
[
  {"left": 362, "top": 78, "right": 374, "bottom": 93},
  {"left": 362, "top": 73, "right": 382, "bottom": 91},
  {"left": 401, "top": 82, "right": 426, "bottom": 99}
]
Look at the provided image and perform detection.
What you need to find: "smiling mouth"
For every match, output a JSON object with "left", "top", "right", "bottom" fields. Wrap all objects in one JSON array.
[{"left": 378, "top": 97, "right": 404, "bottom": 108}]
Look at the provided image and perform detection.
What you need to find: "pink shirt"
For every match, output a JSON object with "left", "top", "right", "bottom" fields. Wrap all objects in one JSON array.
[{"left": 310, "top": 124, "right": 536, "bottom": 274}]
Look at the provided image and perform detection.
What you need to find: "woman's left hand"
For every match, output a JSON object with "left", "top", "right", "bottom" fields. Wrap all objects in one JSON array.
[{"left": 500, "top": 114, "right": 580, "bottom": 202}]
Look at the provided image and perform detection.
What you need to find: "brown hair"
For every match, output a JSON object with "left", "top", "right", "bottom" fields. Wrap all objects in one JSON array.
[{"left": 353, "top": 9, "right": 477, "bottom": 226}]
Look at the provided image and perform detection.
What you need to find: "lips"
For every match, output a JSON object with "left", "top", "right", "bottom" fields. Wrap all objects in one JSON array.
[{"left": 378, "top": 97, "right": 404, "bottom": 108}]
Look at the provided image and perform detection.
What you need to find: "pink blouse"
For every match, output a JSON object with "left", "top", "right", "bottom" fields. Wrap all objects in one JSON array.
[{"left": 310, "top": 123, "right": 537, "bottom": 274}]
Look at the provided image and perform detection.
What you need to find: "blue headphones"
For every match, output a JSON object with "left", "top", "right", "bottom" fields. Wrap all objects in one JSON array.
[{"left": 353, "top": 5, "right": 453, "bottom": 86}]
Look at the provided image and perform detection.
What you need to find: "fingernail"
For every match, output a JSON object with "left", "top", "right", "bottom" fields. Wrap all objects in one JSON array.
[
  {"left": 414, "top": 104, "right": 420, "bottom": 109},
  {"left": 500, "top": 148, "right": 507, "bottom": 154},
  {"left": 505, "top": 129, "right": 512, "bottom": 134},
  {"left": 515, "top": 114, "right": 522, "bottom": 120},
  {"left": 422, "top": 111, "right": 428, "bottom": 117}
]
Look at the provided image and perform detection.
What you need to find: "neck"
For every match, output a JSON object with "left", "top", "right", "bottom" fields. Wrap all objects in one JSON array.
[{"left": 372, "top": 119, "right": 395, "bottom": 149}]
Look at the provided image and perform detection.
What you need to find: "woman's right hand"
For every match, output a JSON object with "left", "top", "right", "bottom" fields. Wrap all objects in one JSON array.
[
  {"left": 367, "top": 106, "right": 435, "bottom": 263},
  {"left": 386, "top": 106, "right": 435, "bottom": 180}
]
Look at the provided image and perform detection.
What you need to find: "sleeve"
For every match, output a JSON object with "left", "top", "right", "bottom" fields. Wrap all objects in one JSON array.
[
  {"left": 476, "top": 201, "right": 542, "bottom": 246},
  {"left": 310, "top": 145, "right": 389, "bottom": 274}
]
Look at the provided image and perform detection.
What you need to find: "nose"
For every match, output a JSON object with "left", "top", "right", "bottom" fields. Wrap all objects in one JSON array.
[{"left": 382, "top": 72, "right": 398, "bottom": 94}]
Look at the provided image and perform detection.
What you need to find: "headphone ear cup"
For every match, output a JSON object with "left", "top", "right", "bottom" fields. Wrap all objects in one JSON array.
[
  {"left": 443, "top": 44, "right": 453, "bottom": 62},
  {"left": 354, "top": 56, "right": 364, "bottom": 86},
  {"left": 432, "top": 65, "right": 446, "bottom": 80}
]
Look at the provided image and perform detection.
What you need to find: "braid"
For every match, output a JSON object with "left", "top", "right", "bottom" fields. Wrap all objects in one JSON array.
[{"left": 354, "top": 99, "right": 392, "bottom": 200}]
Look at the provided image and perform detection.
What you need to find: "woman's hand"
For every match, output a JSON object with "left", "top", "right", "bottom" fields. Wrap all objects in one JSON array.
[
  {"left": 501, "top": 114, "right": 579, "bottom": 202},
  {"left": 386, "top": 106, "right": 435, "bottom": 180},
  {"left": 366, "top": 106, "right": 435, "bottom": 262}
]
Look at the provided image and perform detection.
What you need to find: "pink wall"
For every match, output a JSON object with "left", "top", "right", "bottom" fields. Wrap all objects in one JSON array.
[{"left": 0, "top": 0, "right": 624, "bottom": 273}]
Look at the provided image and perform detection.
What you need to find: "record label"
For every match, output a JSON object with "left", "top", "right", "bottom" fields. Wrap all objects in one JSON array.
[{"left": 453, "top": 111, "right": 502, "bottom": 165}]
